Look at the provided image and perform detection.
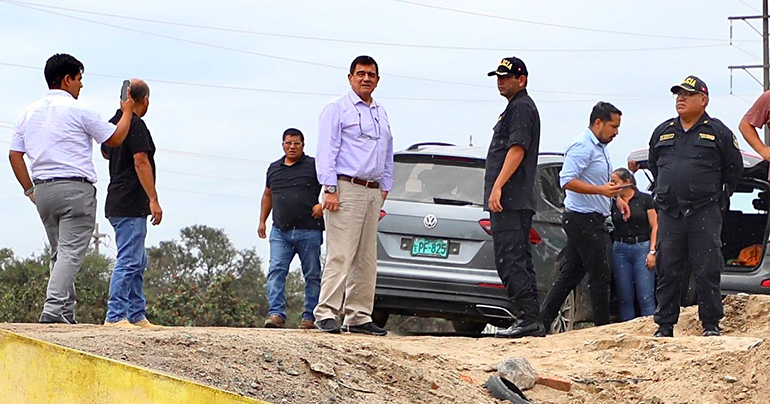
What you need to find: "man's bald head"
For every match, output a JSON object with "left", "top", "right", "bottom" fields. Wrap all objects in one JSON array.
[
  {"left": 129, "top": 79, "right": 149, "bottom": 101},
  {"left": 129, "top": 79, "right": 150, "bottom": 117}
]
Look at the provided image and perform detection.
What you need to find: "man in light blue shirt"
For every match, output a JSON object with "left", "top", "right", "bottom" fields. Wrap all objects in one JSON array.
[
  {"left": 541, "top": 102, "right": 623, "bottom": 330},
  {"left": 314, "top": 55, "right": 393, "bottom": 336}
]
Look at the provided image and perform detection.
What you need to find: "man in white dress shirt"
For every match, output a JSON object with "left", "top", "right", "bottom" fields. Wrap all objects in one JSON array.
[{"left": 8, "top": 53, "right": 134, "bottom": 324}]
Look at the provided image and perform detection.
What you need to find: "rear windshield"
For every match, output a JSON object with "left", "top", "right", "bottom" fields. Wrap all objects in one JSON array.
[{"left": 388, "top": 156, "right": 485, "bottom": 205}]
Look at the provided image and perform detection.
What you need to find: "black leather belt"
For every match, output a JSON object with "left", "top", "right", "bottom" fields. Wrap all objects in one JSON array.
[
  {"left": 33, "top": 177, "right": 92, "bottom": 185},
  {"left": 615, "top": 234, "right": 651, "bottom": 244},
  {"left": 338, "top": 175, "right": 380, "bottom": 189}
]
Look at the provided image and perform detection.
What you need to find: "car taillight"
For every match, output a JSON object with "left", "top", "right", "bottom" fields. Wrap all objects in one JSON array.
[
  {"left": 479, "top": 219, "right": 543, "bottom": 245},
  {"left": 478, "top": 283, "right": 505, "bottom": 289},
  {"left": 379, "top": 210, "right": 386, "bottom": 221},
  {"left": 761, "top": 279, "right": 770, "bottom": 288},
  {"left": 478, "top": 219, "right": 492, "bottom": 235},
  {"left": 530, "top": 227, "right": 542, "bottom": 245}
]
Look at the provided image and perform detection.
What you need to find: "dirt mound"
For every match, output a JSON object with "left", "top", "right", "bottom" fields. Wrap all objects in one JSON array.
[{"left": 4, "top": 294, "right": 770, "bottom": 404}]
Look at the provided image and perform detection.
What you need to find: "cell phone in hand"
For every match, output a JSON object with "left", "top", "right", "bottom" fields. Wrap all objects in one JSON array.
[
  {"left": 616, "top": 184, "right": 634, "bottom": 189},
  {"left": 120, "top": 80, "right": 130, "bottom": 101}
]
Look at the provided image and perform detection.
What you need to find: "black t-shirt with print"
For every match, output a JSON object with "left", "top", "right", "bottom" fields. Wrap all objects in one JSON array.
[{"left": 611, "top": 190, "right": 655, "bottom": 239}]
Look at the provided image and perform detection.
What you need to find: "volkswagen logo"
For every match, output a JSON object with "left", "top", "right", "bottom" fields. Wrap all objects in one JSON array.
[{"left": 423, "top": 214, "right": 438, "bottom": 229}]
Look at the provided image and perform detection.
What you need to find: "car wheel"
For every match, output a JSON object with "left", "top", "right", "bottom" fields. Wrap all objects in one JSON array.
[
  {"left": 549, "top": 290, "right": 575, "bottom": 334},
  {"left": 371, "top": 310, "right": 389, "bottom": 328},
  {"left": 451, "top": 320, "right": 487, "bottom": 334}
]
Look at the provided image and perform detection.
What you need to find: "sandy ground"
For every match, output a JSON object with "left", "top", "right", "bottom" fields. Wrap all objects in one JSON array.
[{"left": 3, "top": 294, "right": 770, "bottom": 404}]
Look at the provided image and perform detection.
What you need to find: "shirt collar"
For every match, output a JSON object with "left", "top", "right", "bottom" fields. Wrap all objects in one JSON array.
[
  {"left": 45, "top": 89, "right": 74, "bottom": 99},
  {"left": 676, "top": 112, "right": 712, "bottom": 131},
  {"left": 281, "top": 153, "right": 306, "bottom": 166},
  {"left": 348, "top": 90, "right": 377, "bottom": 109},
  {"left": 509, "top": 88, "right": 528, "bottom": 103},
  {"left": 584, "top": 128, "right": 604, "bottom": 147}
]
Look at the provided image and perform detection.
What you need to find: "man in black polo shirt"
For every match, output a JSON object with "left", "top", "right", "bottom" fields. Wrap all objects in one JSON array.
[
  {"left": 484, "top": 57, "right": 544, "bottom": 338},
  {"left": 102, "top": 79, "right": 163, "bottom": 330},
  {"left": 258, "top": 128, "right": 324, "bottom": 329}
]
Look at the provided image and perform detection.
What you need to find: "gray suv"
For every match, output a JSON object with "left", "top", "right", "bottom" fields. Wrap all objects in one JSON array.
[{"left": 373, "top": 143, "right": 589, "bottom": 334}]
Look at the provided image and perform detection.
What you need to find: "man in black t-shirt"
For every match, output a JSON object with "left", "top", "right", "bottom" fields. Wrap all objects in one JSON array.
[
  {"left": 101, "top": 79, "right": 162, "bottom": 330},
  {"left": 258, "top": 128, "right": 324, "bottom": 329},
  {"left": 484, "top": 57, "right": 544, "bottom": 338}
]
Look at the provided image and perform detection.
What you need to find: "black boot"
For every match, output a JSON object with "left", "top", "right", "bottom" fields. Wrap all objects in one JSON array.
[
  {"left": 496, "top": 298, "right": 545, "bottom": 339},
  {"left": 653, "top": 324, "right": 674, "bottom": 338}
]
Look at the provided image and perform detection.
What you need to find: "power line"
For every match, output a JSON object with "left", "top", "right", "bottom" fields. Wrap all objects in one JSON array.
[
  {"left": 388, "top": 0, "right": 755, "bottom": 43},
  {"left": 736, "top": 0, "right": 761, "bottom": 12},
  {"left": 0, "top": 0, "right": 735, "bottom": 54},
  {"left": 0, "top": 61, "right": 663, "bottom": 100},
  {"left": 0, "top": 1, "right": 695, "bottom": 97}
]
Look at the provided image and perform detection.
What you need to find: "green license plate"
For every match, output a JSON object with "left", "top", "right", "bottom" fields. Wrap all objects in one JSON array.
[{"left": 411, "top": 237, "right": 449, "bottom": 258}]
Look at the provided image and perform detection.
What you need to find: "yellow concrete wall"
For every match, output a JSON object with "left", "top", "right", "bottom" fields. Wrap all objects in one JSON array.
[{"left": 0, "top": 328, "right": 272, "bottom": 404}]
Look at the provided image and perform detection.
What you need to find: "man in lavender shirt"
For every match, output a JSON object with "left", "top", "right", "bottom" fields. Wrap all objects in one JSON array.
[{"left": 314, "top": 55, "right": 394, "bottom": 336}]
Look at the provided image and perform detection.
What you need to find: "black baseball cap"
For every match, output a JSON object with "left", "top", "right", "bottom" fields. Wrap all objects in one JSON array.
[
  {"left": 670, "top": 75, "right": 708, "bottom": 96},
  {"left": 488, "top": 57, "right": 528, "bottom": 77}
]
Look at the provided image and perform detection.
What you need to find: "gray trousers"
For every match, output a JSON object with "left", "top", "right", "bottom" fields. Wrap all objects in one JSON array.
[{"left": 34, "top": 180, "right": 96, "bottom": 319}]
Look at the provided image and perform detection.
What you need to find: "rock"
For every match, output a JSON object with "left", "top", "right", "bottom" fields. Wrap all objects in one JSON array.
[
  {"left": 285, "top": 368, "right": 301, "bottom": 376},
  {"left": 724, "top": 375, "right": 739, "bottom": 383},
  {"left": 497, "top": 357, "right": 537, "bottom": 390},
  {"left": 309, "top": 361, "right": 336, "bottom": 377},
  {"left": 263, "top": 352, "right": 275, "bottom": 363}
]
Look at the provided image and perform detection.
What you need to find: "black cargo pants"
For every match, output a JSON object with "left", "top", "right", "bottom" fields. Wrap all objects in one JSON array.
[
  {"left": 654, "top": 202, "right": 724, "bottom": 326},
  {"left": 491, "top": 210, "right": 539, "bottom": 322}
]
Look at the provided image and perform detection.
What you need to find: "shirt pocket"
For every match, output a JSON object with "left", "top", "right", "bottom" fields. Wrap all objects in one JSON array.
[
  {"left": 690, "top": 135, "right": 719, "bottom": 166},
  {"left": 654, "top": 140, "right": 675, "bottom": 165}
]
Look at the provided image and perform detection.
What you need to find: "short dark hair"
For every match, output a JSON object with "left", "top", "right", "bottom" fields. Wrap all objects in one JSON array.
[
  {"left": 350, "top": 55, "right": 379, "bottom": 76},
  {"left": 612, "top": 167, "right": 636, "bottom": 187},
  {"left": 44, "top": 54, "right": 84, "bottom": 89},
  {"left": 589, "top": 101, "right": 622, "bottom": 125},
  {"left": 130, "top": 80, "right": 150, "bottom": 101},
  {"left": 282, "top": 128, "right": 304, "bottom": 143}
]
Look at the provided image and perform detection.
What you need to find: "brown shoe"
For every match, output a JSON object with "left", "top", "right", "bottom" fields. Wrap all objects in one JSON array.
[
  {"left": 130, "top": 318, "right": 163, "bottom": 331},
  {"left": 103, "top": 319, "right": 140, "bottom": 330},
  {"left": 299, "top": 319, "right": 315, "bottom": 330},
  {"left": 264, "top": 314, "right": 285, "bottom": 328}
]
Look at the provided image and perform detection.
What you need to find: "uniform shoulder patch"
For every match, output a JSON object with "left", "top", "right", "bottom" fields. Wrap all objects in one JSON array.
[
  {"left": 659, "top": 133, "right": 675, "bottom": 141},
  {"left": 699, "top": 133, "right": 715, "bottom": 141}
]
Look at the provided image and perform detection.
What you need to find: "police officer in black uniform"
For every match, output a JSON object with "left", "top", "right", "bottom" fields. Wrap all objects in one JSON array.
[
  {"left": 648, "top": 76, "right": 743, "bottom": 338},
  {"left": 484, "top": 57, "right": 544, "bottom": 338}
]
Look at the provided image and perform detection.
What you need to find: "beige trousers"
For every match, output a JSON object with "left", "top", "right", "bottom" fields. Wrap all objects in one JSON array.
[{"left": 314, "top": 180, "right": 383, "bottom": 326}]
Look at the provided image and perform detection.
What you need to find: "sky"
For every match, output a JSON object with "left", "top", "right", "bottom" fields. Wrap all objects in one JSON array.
[{"left": 0, "top": 0, "right": 767, "bottom": 268}]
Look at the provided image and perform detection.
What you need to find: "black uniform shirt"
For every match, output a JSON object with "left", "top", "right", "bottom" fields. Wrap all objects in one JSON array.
[
  {"left": 266, "top": 154, "right": 324, "bottom": 231},
  {"left": 484, "top": 89, "right": 541, "bottom": 218},
  {"left": 648, "top": 112, "right": 743, "bottom": 216},
  {"left": 103, "top": 110, "right": 155, "bottom": 218},
  {"left": 611, "top": 190, "right": 654, "bottom": 239}
]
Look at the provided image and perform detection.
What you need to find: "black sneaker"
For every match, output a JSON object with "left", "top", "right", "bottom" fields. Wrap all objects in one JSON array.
[
  {"left": 343, "top": 322, "right": 387, "bottom": 336},
  {"left": 39, "top": 312, "right": 74, "bottom": 324},
  {"left": 703, "top": 324, "right": 721, "bottom": 337},
  {"left": 653, "top": 324, "right": 674, "bottom": 338},
  {"left": 314, "top": 318, "right": 341, "bottom": 334},
  {"left": 495, "top": 320, "right": 546, "bottom": 338}
]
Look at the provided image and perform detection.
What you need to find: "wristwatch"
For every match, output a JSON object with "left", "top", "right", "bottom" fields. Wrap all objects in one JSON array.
[
  {"left": 648, "top": 250, "right": 657, "bottom": 256},
  {"left": 24, "top": 187, "right": 34, "bottom": 196},
  {"left": 324, "top": 185, "right": 337, "bottom": 194}
]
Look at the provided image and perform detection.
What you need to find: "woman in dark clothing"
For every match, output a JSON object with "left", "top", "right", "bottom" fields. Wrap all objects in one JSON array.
[{"left": 610, "top": 168, "right": 658, "bottom": 321}]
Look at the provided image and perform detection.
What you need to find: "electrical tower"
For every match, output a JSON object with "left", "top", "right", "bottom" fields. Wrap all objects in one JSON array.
[
  {"left": 728, "top": 0, "right": 770, "bottom": 143},
  {"left": 91, "top": 223, "right": 108, "bottom": 256}
]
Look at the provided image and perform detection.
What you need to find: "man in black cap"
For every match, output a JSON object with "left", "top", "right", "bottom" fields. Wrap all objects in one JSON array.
[
  {"left": 484, "top": 57, "right": 545, "bottom": 338},
  {"left": 648, "top": 75, "right": 742, "bottom": 338}
]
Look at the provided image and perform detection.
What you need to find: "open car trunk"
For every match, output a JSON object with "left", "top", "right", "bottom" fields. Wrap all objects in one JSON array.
[{"left": 628, "top": 149, "right": 770, "bottom": 272}]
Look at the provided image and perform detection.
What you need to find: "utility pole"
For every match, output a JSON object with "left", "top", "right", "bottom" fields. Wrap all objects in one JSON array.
[
  {"left": 91, "top": 222, "right": 108, "bottom": 256},
  {"left": 728, "top": 0, "right": 770, "bottom": 144}
]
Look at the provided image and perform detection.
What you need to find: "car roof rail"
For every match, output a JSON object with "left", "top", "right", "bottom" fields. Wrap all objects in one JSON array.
[
  {"left": 406, "top": 142, "right": 456, "bottom": 150},
  {"left": 539, "top": 152, "right": 565, "bottom": 156}
]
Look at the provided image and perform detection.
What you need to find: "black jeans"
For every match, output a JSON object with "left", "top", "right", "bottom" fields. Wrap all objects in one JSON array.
[
  {"left": 654, "top": 202, "right": 723, "bottom": 326},
  {"left": 541, "top": 211, "right": 612, "bottom": 326},
  {"left": 491, "top": 210, "right": 539, "bottom": 321}
]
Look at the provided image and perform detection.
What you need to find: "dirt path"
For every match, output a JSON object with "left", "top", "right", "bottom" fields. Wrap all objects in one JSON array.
[{"left": 4, "top": 294, "right": 769, "bottom": 404}]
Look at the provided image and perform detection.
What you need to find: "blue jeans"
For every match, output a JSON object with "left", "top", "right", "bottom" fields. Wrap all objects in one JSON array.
[
  {"left": 267, "top": 227, "right": 322, "bottom": 321},
  {"left": 612, "top": 240, "right": 656, "bottom": 321},
  {"left": 106, "top": 217, "right": 148, "bottom": 323}
]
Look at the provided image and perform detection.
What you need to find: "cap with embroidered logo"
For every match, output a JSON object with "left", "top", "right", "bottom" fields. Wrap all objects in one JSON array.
[
  {"left": 670, "top": 75, "right": 708, "bottom": 96},
  {"left": 488, "top": 57, "right": 528, "bottom": 77}
]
